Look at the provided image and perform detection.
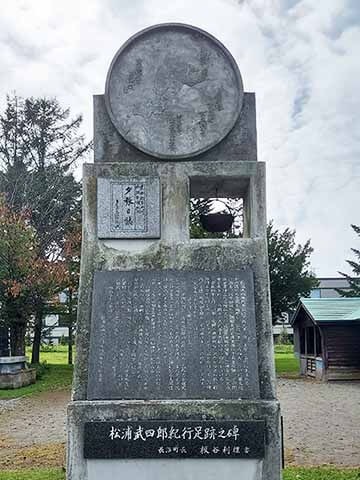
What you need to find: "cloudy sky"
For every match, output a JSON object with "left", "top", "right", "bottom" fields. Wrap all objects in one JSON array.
[{"left": 0, "top": 0, "right": 359, "bottom": 276}]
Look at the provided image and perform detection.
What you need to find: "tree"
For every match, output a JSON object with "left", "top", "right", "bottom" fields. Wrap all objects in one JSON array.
[
  {"left": 267, "top": 221, "right": 318, "bottom": 324},
  {"left": 337, "top": 224, "right": 360, "bottom": 297},
  {"left": 0, "top": 94, "right": 91, "bottom": 362},
  {"left": 0, "top": 197, "right": 36, "bottom": 355},
  {"left": 60, "top": 217, "right": 81, "bottom": 365}
]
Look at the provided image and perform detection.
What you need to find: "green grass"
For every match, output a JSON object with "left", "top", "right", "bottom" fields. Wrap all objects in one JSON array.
[
  {"left": 274, "top": 344, "right": 294, "bottom": 354},
  {"left": 284, "top": 467, "right": 360, "bottom": 479},
  {"left": 0, "top": 363, "right": 73, "bottom": 399},
  {"left": 1, "top": 467, "right": 359, "bottom": 480},
  {"left": 0, "top": 468, "right": 65, "bottom": 480},
  {"left": 275, "top": 352, "right": 300, "bottom": 376},
  {"left": 25, "top": 345, "right": 72, "bottom": 365}
]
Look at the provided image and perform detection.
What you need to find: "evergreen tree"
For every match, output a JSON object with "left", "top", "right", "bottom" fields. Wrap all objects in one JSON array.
[
  {"left": 337, "top": 224, "right": 360, "bottom": 297},
  {"left": 0, "top": 94, "right": 91, "bottom": 362}
]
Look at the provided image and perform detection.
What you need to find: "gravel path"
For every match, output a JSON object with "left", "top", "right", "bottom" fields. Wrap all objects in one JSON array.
[
  {"left": 0, "top": 379, "right": 359, "bottom": 468},
  {"left": 278, "top": 378, "right": 360, "bottom": 466},
  {"left": 0, "top": 390, "right": 69, "bottom": 469}
]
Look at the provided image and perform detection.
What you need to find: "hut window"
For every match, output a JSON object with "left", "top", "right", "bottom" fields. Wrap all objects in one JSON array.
[
  {"left": 300, "top": 328, "right": 306, "bottom": 354},
  {"left": 315, "top": 329, "right": 322, "bottom": 356},
  {"left": 306, "top": 327, "right": 315, "bottom": 355}
]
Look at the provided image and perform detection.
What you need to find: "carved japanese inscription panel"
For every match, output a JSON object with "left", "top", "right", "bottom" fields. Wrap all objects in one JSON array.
[
  {"left": 105, "top": 23, "right": 243, "bottom": 159},
  {"left": 97, "top": 177, "right": 161, "bottom": 239},
  {"left": 87, "top": 269, "right": 259, "bottom": 400},
  {"left": 84, "top": 420, "right": 265, "bottom": 459}
]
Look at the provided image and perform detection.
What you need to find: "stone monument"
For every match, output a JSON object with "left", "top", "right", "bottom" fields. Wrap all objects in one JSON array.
[
  {"left": 67, "top": 23, "right": 281, "bottom": 480},
  {"left": 0, "top": 326, "right": 36, "bottom": 389}
]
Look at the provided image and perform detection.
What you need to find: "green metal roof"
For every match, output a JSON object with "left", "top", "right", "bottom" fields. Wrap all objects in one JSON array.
[{"left": 298, "top": 297, "right": 360, "bottom": 323}]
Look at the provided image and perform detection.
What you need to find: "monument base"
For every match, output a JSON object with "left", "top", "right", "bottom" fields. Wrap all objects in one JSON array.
[
  {"left": 0, "top": 356, "right": 36, "bottom": 389},
  {"left": 0, "top": 369, "right": 36, "bottom": 389},
  {"left": 67, "top": 399, "right": 281, "bottom": 480}
]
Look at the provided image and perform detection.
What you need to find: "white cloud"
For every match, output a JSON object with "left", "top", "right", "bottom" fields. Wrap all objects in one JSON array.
[{"left": 0, "top": 0, "right": 359, "bottom": 276}]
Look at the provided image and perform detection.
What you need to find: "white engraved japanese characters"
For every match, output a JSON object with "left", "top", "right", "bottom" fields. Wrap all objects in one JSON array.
[
  {"left": 97, "top": 177, "right": 161, "bottom": 239},
  {"left": 105, "top": 23, "right": 243, "bottom": 159},
  {"left": 87, "top": 269, "right": 259, "bottom": 400},
  {"left": 83, "top": 421, "right": 265, "bottom": 459}
]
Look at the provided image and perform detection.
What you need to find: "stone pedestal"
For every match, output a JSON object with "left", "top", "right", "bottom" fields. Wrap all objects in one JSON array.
[
  {"left": 0, "top": 356, "right": 36, "bottom": 389},
  {"left": 68, "top": 400, "right": 280, "bottom": 480}
]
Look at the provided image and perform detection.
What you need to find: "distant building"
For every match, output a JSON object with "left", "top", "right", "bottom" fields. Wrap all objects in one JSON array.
[
  {"left": 291, "top": 297, "right": 360, "bottom": 380},
  {"left": 42, "top": 314, "right": 70, "bottom": 345},
  {"left": 310, "top": 277, "right": 351, "bottom": 299},
  {"left": 273, "top": 277, "right": 352, "bottom": 341}
]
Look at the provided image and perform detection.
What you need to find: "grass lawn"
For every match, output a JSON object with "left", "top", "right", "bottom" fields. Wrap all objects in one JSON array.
[
  {"left": 275, "top": 353, "right": 300, "bottom": 376},
  {"left": 25, "top": 345, "right": 73, "bottom": 365},
  {"left": 274, "top": 344, "right": 300, "bottom": 377},
  {"left": 0, "top": 468, "right": 65, "bottom": 480},
  {"left": 284, "top": 467, "right": 360, "bottom": 479},
  {"left": 1, "top": 467, "right": 359, "bottom": 480}
]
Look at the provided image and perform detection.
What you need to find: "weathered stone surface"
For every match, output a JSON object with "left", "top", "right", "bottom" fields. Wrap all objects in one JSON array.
[
  {"left": 0, "top": 356, "right": 27, "bottom": 374},
  {"left": 0, "top": 368, "right": 36, "bottom": 389},
  {"left": 97, "top": 177, "right": 161, "bottom": 239},
  {"left": 105, "top": 23, "right": 243, "bottom": 159},
  {"left": 72, "top": 162, "right": 273, "bottom": 403},
  {"left": 87, "top": 269, "right": 259, "bottom": 400},
  {"left": 94, "top": 93, "right": 257, "bottom": 163},
  {"left": 87, "top": 459, "right": 262, "bottom": 480}
]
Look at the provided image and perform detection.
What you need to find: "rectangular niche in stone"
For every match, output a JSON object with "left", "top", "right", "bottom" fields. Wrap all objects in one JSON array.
[
  {"left": 87, "top": 269, "right": 259, "bottom": 400},
  {"left": 97, "top": 177, "right": 161, "bottom": 239}
]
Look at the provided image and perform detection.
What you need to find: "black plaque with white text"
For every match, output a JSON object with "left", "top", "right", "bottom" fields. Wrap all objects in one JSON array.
[
  {"left": 87, "top": 269, "right": 259, "bottom": 400},
  {"left": 83, "top": 420, "right": 265, "bottom": 459}
]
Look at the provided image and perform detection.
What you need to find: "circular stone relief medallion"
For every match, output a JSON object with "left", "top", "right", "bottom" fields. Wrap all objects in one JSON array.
[{"left": 105, "top": 23, "right": 244, "bottom": 159}]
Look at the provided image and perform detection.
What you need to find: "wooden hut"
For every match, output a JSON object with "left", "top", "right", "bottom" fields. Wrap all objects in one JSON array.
[{"left": 291, "top": 298, "right": 360, "bottom": 380}]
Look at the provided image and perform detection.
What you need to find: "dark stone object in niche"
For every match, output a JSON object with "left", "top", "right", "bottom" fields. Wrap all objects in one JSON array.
[{"left": 200, "top": 212, "right": 234, "bottom": 233}]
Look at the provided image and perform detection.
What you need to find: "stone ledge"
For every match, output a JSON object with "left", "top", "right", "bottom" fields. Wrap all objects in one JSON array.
[{"left": 0, "top": 355, "right": 27, "bottom": 364}]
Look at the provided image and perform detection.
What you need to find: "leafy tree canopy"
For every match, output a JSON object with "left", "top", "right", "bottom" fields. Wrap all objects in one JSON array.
[{"left": 267, "top": 221, "right": 318, "bottom": 324}]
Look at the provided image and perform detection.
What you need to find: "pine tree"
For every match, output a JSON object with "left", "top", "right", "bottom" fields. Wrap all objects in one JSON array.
[
  {"left": 337, "top": 225, "right": 360, "bottom": 297},
  {"left": 0, "top": 94, "right": 91, "bottom": 362}
]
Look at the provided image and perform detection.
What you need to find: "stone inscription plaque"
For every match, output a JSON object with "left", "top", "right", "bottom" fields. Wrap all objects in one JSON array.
[
  {"left": 97, "top": 177, "right": 160, "bottom": 239},
  {"left": 87, "top": 269, "right": 259, "bottom": 400},
  {"left": 105, "top": 23, "right": 243, "bottom": 159},
  {"left": 84, "top": 420, "right": 265, "bottom": 459}
]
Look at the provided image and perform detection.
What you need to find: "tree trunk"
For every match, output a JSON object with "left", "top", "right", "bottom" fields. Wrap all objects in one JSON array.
[
  {"left": 10, "top": 322, "right": 26, "bottom": 356},
  {"left": 31, "top": 307, "right": 43, "bottom": 364},
  {"left": 68, "top": 320, "right": 73, "bottom": 365}
]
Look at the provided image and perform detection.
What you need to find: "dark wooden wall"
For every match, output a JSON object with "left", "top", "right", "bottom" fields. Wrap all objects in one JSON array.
[{"left": 322, "top": 324, "right": 360, "bottom": 380}]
